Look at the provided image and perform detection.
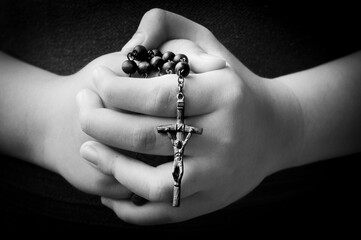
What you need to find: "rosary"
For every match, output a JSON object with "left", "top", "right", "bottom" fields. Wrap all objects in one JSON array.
[{"left": 122, "top": 45, "right": 203, "bottom": 207}]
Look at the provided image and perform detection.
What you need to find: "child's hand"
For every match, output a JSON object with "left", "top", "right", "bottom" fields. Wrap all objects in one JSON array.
[
  {"left": 38, "top": 36, "right": 226, "bottom": 200},
  {"left": 79, "top": 8, "right": 361, "bottom": 225},
  {"left": 37, "top": 52, "right": 132, "bottom": 198},
  {"left": 78, "top": 37, "right": 303, "bottom": 224}
]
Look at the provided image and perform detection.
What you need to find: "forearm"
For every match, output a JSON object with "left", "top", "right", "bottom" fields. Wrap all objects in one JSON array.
[
  {"left": 0, "top": 52, "right": 58, "bottom": 168},
  {"left": 276, "top": 51, "right": 361, "bottom": 167}
]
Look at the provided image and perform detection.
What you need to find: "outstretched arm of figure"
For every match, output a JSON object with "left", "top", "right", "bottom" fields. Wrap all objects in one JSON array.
[
  {"left": 167, "top": 132, "right": 174, "bottom": 144},
  {"left": 183, "top": 130, "right": 194, "bottom": 147}
]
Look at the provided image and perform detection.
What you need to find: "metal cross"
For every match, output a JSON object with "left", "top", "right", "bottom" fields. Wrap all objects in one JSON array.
[{"left": 157, "top": 89, "right": 202, "bottom": 207}]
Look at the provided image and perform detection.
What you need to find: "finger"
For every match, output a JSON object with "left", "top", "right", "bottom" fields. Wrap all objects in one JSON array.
[
  {"left": 76, "top": 89, "right": 132, "bottom": 199},
  {"left": 101, "top": 192, "right": 220, "bottom": 225},
  {"left": 81, "top": 141, "right": 207, "bottom": 202},
  {"left": 76, "top": 88, "right": 104, "bottom": 111},
  {"left": 79, "top": 106, "right": 210, "bottom": 156},
  {"left": 122, "top": 8, "right": 253, "bottom": 78},
  {"left": 76, "top": 165, "right": 132, "bottom": 199},
  {"left": 121, "top": 10, "right": 225, "bottom": 73},
  {"left": 79, "top": 51, "right": 130, "bottom": 78},
  {"left": 93, "top": 52, "right": 128, "bottom": 77},
  {"left": 159, "top": 39, "right": 226, "bottom": 73},
  {"left": 93, "top": 66, "right": 224, "bottom": 117},
  {"left": 79, "top": 107, "right": 174, "bottom": 155},
  {"left": 122, "top": 9, "right": 224, "bottom": 61},
  {"left": 76, "top": 85, "right": 207, "bottom": 156},
  {"left": 78, "top": 99, "right": 210, "bottom": 156}
]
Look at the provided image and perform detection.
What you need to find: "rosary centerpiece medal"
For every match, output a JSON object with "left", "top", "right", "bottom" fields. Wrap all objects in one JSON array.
[{"left": 123, "top": 45, "right": 203, "bottom": 207}]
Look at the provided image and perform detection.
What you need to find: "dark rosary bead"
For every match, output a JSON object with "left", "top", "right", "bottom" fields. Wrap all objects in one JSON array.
[
  {"left": 162, "top": 61, "right": 176, "bottom": 74},
  {"left": 138, "top": 61, "right": 151, "bottom": 76},
  {"left": 153, "top": 49, "right": 162, "bottom": 57},
  {"left": 148, "top": 49, "right": 162, "bottom": 58},
  {"left": 133, "top": 45, "right": 148, "bottom": 61},
  {"left": 150, "top": 56, "right": 165, "bottom": 70},
  {"left": 162, "top": 51, "right": 175, "bottom": 62},
  {"left": 173, "top": 54, "right": 188, "bottom": 64},
  {"left": 122, "top": 60, "right": 138, "bottom": 74},
  {"left": 175, "top": 61, "right": 190, "bottom": 77}
]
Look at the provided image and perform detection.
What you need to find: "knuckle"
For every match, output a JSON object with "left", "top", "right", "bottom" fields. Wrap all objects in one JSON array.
[
  {"left": 143, "top": 8, "right": 166, "bottom": 21},
  {"left": 131, "top": 124, "right": 157, "bottom": 152},
  {"left": 222, "top": 69, "right": 245, "bottom": 104},
  {"left": 200, "top": 25, "right": 214, "bottom": 39},
  {"left": 147, "top": 84, "right": 173, "bottom": 116}
]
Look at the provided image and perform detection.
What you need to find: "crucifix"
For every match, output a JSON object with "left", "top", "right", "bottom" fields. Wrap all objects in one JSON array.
[{"left": 157, "top": 86, "right": 203, "bottom": 207}]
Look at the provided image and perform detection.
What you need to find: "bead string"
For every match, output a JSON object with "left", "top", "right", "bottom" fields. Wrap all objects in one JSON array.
[
  {"left": 122, "top": 45, "right": 190, "bottom": 78},
  {"left": 122, "top": 45, "right": 201, "bottom": 207}
]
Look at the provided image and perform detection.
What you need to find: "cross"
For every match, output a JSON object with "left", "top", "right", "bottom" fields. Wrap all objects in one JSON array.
[{"left": 157, "top": 91, "right": 202, "bottom": 207}]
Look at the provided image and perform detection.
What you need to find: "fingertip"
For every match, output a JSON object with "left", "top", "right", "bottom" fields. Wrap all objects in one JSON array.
[{"left": 101, "top": 197, "right": 113, "bottom": 208}]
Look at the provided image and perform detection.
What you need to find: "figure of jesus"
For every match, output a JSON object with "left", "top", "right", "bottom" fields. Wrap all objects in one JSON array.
[{"left": 167, "top": 129, "right": 194, "bottom": 193}]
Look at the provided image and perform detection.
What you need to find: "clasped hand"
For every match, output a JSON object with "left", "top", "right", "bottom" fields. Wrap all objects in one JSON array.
[{"left": 75, "top": 9, "right": 303, "bottom": 225}]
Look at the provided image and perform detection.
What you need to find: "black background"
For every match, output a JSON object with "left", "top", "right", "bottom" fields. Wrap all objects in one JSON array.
[{"left": 0, "top": 0, "right": 360, "bottom": 236}]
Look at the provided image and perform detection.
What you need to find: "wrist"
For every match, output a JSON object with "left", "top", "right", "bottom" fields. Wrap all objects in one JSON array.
[
  {"left": 262, "top": 77, "right": 305, "bottom": 175},
  {"left": 40, "top": 74, "right": 88, "bottom": 174},
  {"left": 28, "top": 75, "right": 67, "bottom": 172}
]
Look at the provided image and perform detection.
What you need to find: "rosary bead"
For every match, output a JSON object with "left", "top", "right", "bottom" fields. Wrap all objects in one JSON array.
[
  {"left": 162, "top": 51, "right": 175, "bottom": 62},
  {"left": 122, "top": 60, "right": 138, "bottom": 74},
  {"left": 137, "top": 61, "right": 151, "bottom": 76},
  {"left": 148, "top": 49, "right": 162, "bottom": 58},
  {"left": 173, "top": 54, "right": 188, "bottom": 64},
  {"left": 133, "top": 45, "right": 148, "bottom": 61},
  {"left": 150, "top": 56, "right": 165, "bottom": 70},
  {"left": 162, "top": 61, "right": 176, "bottom": 74},
  {"left": 150, "top": 56, "right": 164, "bottom": 68},
  {"left": 175, "top": 61, "right": 190, "bottom": 77}
]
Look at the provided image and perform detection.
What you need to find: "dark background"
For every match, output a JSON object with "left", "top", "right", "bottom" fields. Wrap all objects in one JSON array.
[{"left": 0, "top": 0, "right": 360, "bottom": 235}]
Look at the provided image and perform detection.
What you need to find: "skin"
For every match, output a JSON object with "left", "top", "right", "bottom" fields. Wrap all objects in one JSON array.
[
  {"left": 78, "top": 9, "right": 361, "bottom": 225},
  {"left": 0, "top": 34, "right": 224, "bottom": 200},
  {"left": 1, "top": 8, "right": 360, "bottom": 226}
]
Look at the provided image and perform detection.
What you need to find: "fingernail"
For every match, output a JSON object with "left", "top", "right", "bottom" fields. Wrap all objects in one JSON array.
[
  {"left": 122, "top": 32, "right": 145, "bottom": 52},
  {"left": 101, "top": 197, "right": 111, "bottom": 207},
  {"left": 81, "top": 144, "right": 98, "bottom": 166}
]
